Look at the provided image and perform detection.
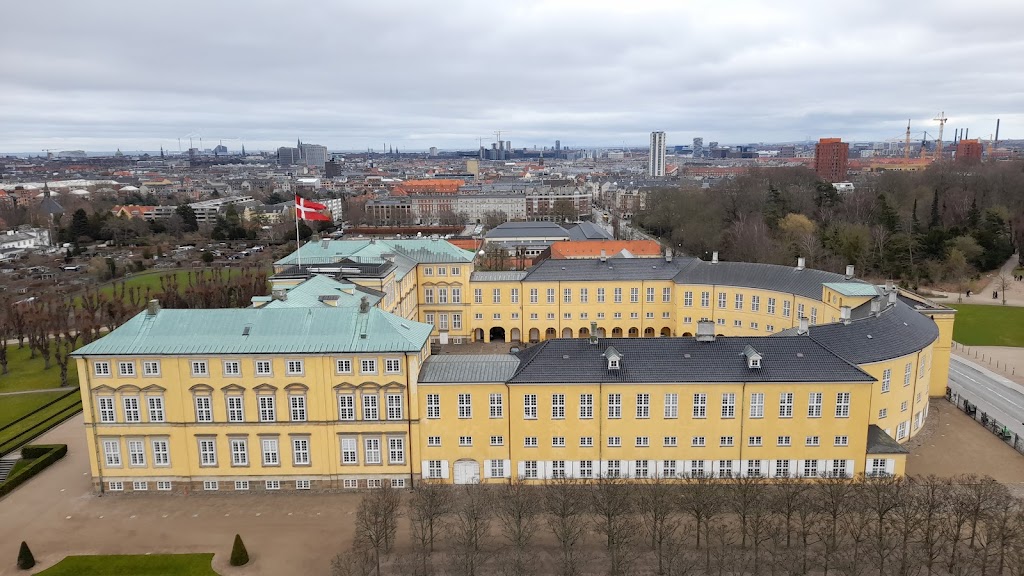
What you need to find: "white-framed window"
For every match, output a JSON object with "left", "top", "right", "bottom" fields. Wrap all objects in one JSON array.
[
  {"left": 486, "top": 393, "right": 503, "bottom": 419},
  {"left": 750, "top": 295, "right": 760, "bottom": 312},
  {"left": 387, "top": 394, "right": 403, "bottom": 420},
  {"left": 293, "top": 438, "right": 310, "bottom": 465},
  {"left": 427, "top": 460, "right": 443, "bottom": 479},
  {"left": 896, "top": 422, "right": 908, "bottom": 440},
  {"left": 870, "top": 459, "right": 888, "bottom": 477},
  {"left": 636, "top": 393, "right": 650, "bottom": 419},
  {"left": 635, "top": 459, "right": 649, "bottom": 478},
  {"left": 683, "top": 291, "right": 694, "bottom": 307},
  {"left": 529, "top": 288, "right": 538, "bottom": 304},
  {"left": 144, "top": 396, "right": 164, "bottom": 423},
  {"left": 438, "top": 287, "right": 448, "bottom": 304},
  {"left": 692, "top": 460, "right": 706, "bottom": 477},
  {"left": 286, "top": 360, "right": 304, "bottom": 375},
  {"left": 423, "top": 266, "right": 433, "bottom": 276},
  {"left": 882, "top": 369, "right": 891, "bottom": 393},
  {"left": 808, "top": 392, "right": 822, "bottom": 418},
  {"left": 692, "top": 436, "right": 706, "bottom": 447},
  {"left": 766, "top": 324, "right": 774, "bottom": 332},
  {"left": 661, "top": 435, "right": 677, "bottom": 447},
  {"left": 835, "top": 392, "right": 850, "bottom": 418},
  {"left": 460, "top": 436, "right": 474, "bottom": 447},
  {"left": 364, "top": 437, "right": 382, "bottom": 464},
  {"left": 580, "top": 460, "right": 594, "bottom": 478},
  {"left": 95, "top": 361, "right": 112, "bottom": 377},
  {"left": 474, "top": 288, "right": 483, "bottom": 304},
  {"left": 783, "top": 300, "right": 791, "bottom": 317},
  {"left": 597, "top": 287, "right": 606, "bottom": 303},
  {"left": 223, "top": 360, "right": 241, "bottom": 376},
  {"left": 424, "top": 287, "right": 435, "bottom": 304},
  {"left": 385, "top": 358, "right": 401, "bottom": 374},
  {"left": 552, "top": 436, "right": 566, "bottom": 447},
  {"left": 693, "top": 393, "right": 707, "bottom": 418},
  {"left": 290, "top": 395, "right": 307, "bottom": 422},
  {"left": 123, "top": 397, "right": 140, "bottom": 422},
  {"left": 492, "top": 288, "right": 501, "bottom": 304},
  {"left": 426, "top": 394, "right": 440, "bottom": 419},
  {"left": 721, "top": 393, "right": 735, "bottom": 418},
  {"left": 733, "top": 319, "right": 743, "bottom": 328},
  {"left": 255, "top": 360, "right": 273, "bottom": 376},
  {"left": 608, "top": 436, "right": 621, "bottom": 447},
  {"left": 452, "top": 288, "right": 462, "bottom": 304},
  {"left": 524, "top": 436, "right": 538, "bottom": 447},
  {"left": 523, "top": 394, "right": 537, "bottom": 419},
  {"left": 777, "top": 435, "right": 791, "bottom": 447},
  {"left": 748, "top": 436, "right": 762, "bottom": 447},
  {"left": 143, "top": 360, "right": 160, "bottom": 376},
  {"left": 524, "top": 461, "right": 539, "bottom": 479},
  {"left": 491, "top": 435, "right": 504, "bottom": 446},
  {"left": 108, "top": 481, "right": 124, "bottom": 491},
  {"left": 226, "top": 396, "right": 244, "bottom": 422},
  {"left": 718, "top": 292, "right": 727, "bottom": 308},
  {"left": 803, "top": 460, "right": 818, "bottom": 478},
  {"left": 127, "top": 439, "right": 145, "bottom": 466},
  {"left": 636, "top": 436, "right": 650, "bottom": 447},
  {"left": 905, "top": 362, "right": 913, "bottom": 386},
  {"left": 235, "top": 480, "right": 250, "bottom": 491},
  {"left": 613, "top": 287, "right": 622, "bottom": 303},
  {"left": 427, "top": 435, "right": 441, "bottom": 447},
  {"left": 831, "top": 460, "right": 848, "bottom": 478},
  {"left": 259, "top": 395, "right": 276, "bottom": 422},
  {"left": 452, "top": 313, "right": 462, "bottom": 330},
  {"left": 717, "top": 318, "right": 726, "bottom": 326},
  {"left": 735, "top": 293, "right": 744, "bottom": 310},
  {"left": 191, "top": 360, "right": 208, "bottom": 376},
  {"left": 231, "top": 438, "right": 248, "bottom": 466},
  {"left": 362, "top": 394, "right": 379, "bottom": 420},
  {"left": 580, "top": 393, "right": 594, "bottom": 419},
  {"left": 901, "top": 400, "right": 909, "bottom": 412},
  {"left": 630, "top": 287, "right": 640, "bottom": 303},
  {"left": 98, "top": 397, "right": 116, "bottom": 422},
  {"left": 194, "top": 396, "right": 212, "bottom": 422},
  {"left": 608, "top": 460, "right": 622, "bottom": 478},
  {"left": 262, "top": 438, "right": 280, "bottom": 466},
  {"left": 749, "top": 392, "right": 764, "bottom": 418},
  {"left": 798, "top": 303, "right": 805, "bottom": 319},
  {"left": 360, "top": 359, "right": 377, "bottom": 374},
  {"left": 720, "top": 436, "right": 734, "bottom": 447},
  {"left": 551, "top": 393, "right": 565, "bottom": 419},
  {"left": 341, "top": 437, "right": 358, "bottom": 464},
  {"left": 806, "top": 436, "right": 820, "bottom": 447},
  {"left": 199, "top": 439, "right": 217, "bottom": 466},
  {"left": 834, "top": 435, "right": 849, "bottom": 447},
  {"left": 779, "top": 392, "right": 793, "bottom": 418},
  {"left": 157, "top": 481, "right": 172, "bottom": 491},
  {"left": 338, "top": 394, "right": 355, "bottom": 421},
  {"left": 810, "top": 307, "right": 818, "bottom": 324},
  {"left": 775, "top": 460, "right": 791, "bottom": 478},
  {"left": 879, "top": 408, "right": 888, "bottom": 419},
  {"left": 118, "top": 361, "right": 135, "bottom": 376},
  {"left": 491, "top": 460, "right": 506, "bottom": 479},
  {"left": 664, "top": 393, "right": 678, "bottom": 418},
  {"left": 152, "top": 439, "right": 170, "bottom": 466},
  {"left": 580, "top": 436, "right": 594, "bottom": 447},
  {"left": 608, "top": 393, "right": 622, "bottom": 418},
  {"left": 458, "top": 393, "right": 472, "bottom": 418},
  {"left": 334, "top": 359, "right": 351, "bottom": 374},
  {"left": 296, "top": 480, "right": 311, "bottom": 490}
]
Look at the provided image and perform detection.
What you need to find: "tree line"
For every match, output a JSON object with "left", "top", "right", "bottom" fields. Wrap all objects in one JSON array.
[
  {"left": 635, "top": 161, "right": 1023, "bottom": 288},
  {"left": 333, "top": 474, "right": 1024, "bottom": 576}
]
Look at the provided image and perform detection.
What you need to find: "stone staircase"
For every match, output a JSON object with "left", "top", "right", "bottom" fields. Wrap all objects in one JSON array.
[{"left": 0, "top": 455, "right": 19, "bottom": 483}]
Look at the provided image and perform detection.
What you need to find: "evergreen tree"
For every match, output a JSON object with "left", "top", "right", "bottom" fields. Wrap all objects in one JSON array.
[
  {"left": 929, "top": 190, "right": 941, "bottom": 229},
  {"left": 874, "top": 193, "right": 900, "bottom": 232},
  {"left": 230, "top": 534, "right": 249, "bottom": 566},
  {"left": 17, "top": 541, "right": 35, "bottom": 570},
  {"left": 765, "top": 184, "right": 786, "bottom": 229},
  {"left": 175, "top": 204, "right": 199, "bottom": 232},
  {"left": 70, "top": 208, "right": 90, "bottom": 241},
  {"left": 911, "top": 198, "right": 922, "bottom": 235},
  {"left": 967, "top": 197, "right": 981, "bottom": 229}
]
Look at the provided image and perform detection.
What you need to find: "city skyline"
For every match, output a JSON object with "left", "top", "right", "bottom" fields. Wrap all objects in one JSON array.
[{"left": 1, "top": 0, "right": 1021, "bottom": 152}]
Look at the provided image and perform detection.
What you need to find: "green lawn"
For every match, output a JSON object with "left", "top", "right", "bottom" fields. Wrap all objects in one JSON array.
[
  {"left": 91, "top": 266, "right": 263, "bottom": 303},
  {"left": 0, "top": 391, "right": 82, "bottom": 454},
  {"left": 34, "top": 554, "right": 219, "bottom": 576},
  {"left": 0, "top": 392, "right": 72, "bottom": 426},
  {"left": 0, "top": 344, "right": 78, "bottom": 393},
  {"left": 951, "top": 304, "right": 1024, "bottom": 347}
]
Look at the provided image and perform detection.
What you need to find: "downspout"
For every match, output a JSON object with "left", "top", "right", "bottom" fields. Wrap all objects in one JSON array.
[
  {"left": 738, "top": 381, "right": 746, "bottom": 477},
  {"left": 505, "top": 381, "right": 512, "bottom": 483}
]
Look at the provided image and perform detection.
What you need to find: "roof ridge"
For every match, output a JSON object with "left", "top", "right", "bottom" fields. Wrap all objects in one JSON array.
[{"left": 806, "top": 333, "right": 876, "bottom": 381}]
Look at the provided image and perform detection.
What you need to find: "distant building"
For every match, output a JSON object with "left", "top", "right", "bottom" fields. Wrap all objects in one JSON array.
[
  {"left": 648, "top": 131, "right": 666, "bottom": 178},
  {"left": 278, "top": 147, "right": 301, "bottom": 166},
  {"left": 299, "top": 143, "right": 328, "bottom": 169},
  {"left": 778, "top": 145, "right": 796, "bottom": 158},
  {"left": 814, "top": 138, "right": 849, "bottom": 183},
  {"left": 955, "top": 139, "right": 983, "bottom": 163},
  {"left": 213, "top": 144, "right": 228, "bottom": 154},
  {"left": 692, "top": 137, "right": 704, "bottom": 159},
  {"left": 428, "top": 147, "right": 438, "bottom": 157}
]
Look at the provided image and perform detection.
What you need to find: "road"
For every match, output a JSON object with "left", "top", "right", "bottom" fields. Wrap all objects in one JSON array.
[{"left": 947, "top": 355, "right": 1024, "bottom": 443}]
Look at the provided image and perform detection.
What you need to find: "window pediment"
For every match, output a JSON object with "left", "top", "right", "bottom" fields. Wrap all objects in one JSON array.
[
  {"left": 189, "top": 383, "right": 214, "bottom": 394},
  {"left": 220, "top": 383, "right": 246, "bottom": 393}
]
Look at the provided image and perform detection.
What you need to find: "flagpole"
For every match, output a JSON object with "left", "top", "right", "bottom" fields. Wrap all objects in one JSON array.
[{"left": 295, "top": 200, "right": 302, "bottom": 269}]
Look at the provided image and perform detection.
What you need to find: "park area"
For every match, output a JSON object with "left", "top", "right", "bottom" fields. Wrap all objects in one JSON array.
[
  {"left": 33, "top": 554, "right": 218, "bottom": 576},
  {"left": 951, "top": 303, "right": 1024, "bottom": 347},
  {"left": 0, "top": 345, "right": 81, "bottom": 458}
]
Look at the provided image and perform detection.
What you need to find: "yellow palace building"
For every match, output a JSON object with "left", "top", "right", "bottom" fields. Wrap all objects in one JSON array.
[{"left": 73, "top": 239, "right": 953, "bottom": 493}]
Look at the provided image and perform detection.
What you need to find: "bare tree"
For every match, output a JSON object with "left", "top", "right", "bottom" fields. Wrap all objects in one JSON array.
[
  {"left": 409, "top": 480, "right": 452, "bottom": 556},
  {"left": 331, "top": 545, "right": 377, "bottom": 576},
  {"left": 493, "top": 479, "right": 540, "bottom": 576},
  {"left": 813, "top": 475, "right": 856, "bottom": 575},
  {"left": 590, "top": 476, "right": 640, "bottom": 576},
  {"left": 637, "top": 476, "right": 682, "bottom": 575},
  {"left": 863, "top": 474, "right": 905, "bottom": 576},
  {"left": 448, "top": 484, "right": 493, "bottom": 576},
  {"left": 544, "top": 478, "right": 589, "bottom": 576},
  {"left": 0, "top": 299, "right": 12, "bottom": 375},
  {"left": 353, "top": 484, "right": 403, "bottom": 576},
  {"left": 997, "top": 274, "right": 1012, "bottom": 305},
  {"left": 917, "top": 475, "right": 951, "bottom": 576}
]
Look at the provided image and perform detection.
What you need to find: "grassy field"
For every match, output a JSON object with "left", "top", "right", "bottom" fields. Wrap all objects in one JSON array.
[
  {"left": 951, "top": 304, "right": 1024, "bottom": 347},
  {"left": 0, "top": 344, "right": 78, "bottom": 393},
  {"left": 0, "top": 391, "right": 81, "bottom": 454},
  {"left": 34, "top": 554, "right": 219, "bottom": 575}
]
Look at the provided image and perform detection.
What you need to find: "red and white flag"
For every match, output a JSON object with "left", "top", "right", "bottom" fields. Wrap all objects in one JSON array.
[{"left": 295, "top": 194, "right": 330, "bottom": 221}]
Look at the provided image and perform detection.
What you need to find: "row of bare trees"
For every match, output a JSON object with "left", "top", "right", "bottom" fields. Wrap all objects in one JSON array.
[{"left": 333, "top": 474, "right": 1024, "bottom": 576}]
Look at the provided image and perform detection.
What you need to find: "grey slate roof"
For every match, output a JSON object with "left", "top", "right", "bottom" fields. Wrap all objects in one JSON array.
[
  {"left": 524, "top": 257, "right": 692, "bottom": 282},
  {"left": 803, "top": 300, "right": 939, "bottom": 365},
  {"left": 866, "top": 425, "right": 909, "bottom": 454},
  {"left": 419, "top": 355, "right": 522, "bottom": 383},
  {"left": 470, "top": 271, "right": 530, "bottom": 282},
  {"left": 567, "top": 222, "right": 613, "bottom": 241},
  {"left": 485, "top": 221, "right": 570, "bottom": 240},
  {"left": 508, "top": 337, "right": 874, "bottom": 384},
  {"left": 677, "top": 260, "right": 854, "bottom": 300}
]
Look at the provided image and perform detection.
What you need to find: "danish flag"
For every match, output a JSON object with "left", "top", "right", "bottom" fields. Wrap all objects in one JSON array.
[{"left": 295, "top": 194, "right": 330, "bottom": 221}]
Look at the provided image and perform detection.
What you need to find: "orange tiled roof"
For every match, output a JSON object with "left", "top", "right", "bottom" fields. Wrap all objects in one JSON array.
[
  {"left": 448, "top": 238, "right": 484, "bottom": 252},
  {"left": 549, "top": 240, "right": 663, "bottom": 259},
  {"left": 393, "top": 179, "right": 463, "bottom": 195}
]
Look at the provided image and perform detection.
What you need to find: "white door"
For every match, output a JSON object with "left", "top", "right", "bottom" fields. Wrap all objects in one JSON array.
[{"left": 453, "top": 459, "right": 480, "bottom": 485}]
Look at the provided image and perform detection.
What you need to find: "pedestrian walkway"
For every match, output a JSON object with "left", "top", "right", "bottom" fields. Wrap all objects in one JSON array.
[
  {"left": 0, "top": 386, "right": 75, "bottom": 397},
  {"left": 938, "top": 254, "right": 1024, "bottom": 306}
]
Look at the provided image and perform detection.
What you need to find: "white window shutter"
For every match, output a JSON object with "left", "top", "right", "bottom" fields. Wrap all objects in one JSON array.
[
  {"left": 503, "top": 459, "right": 512, "bottom": 478},
  {"left": 740, "top": 460, "right": 748, "bottom": 476},
  {"left": 541, "top": 461, "right": 551, "bottom": 480},
  {"left": 789, "top": 460, "right": 797, "bottom": 478},
  {"left": 847, "top": 459, "right": 855, "bottom": 478},
  {"left": 732, "top": 460, "right": 741, "bottom": 477},
  {"left": 599, "top": 460, "right": 609, "bottom": 477},
  {"left": 624, "top": 460, "right": 634, "bottom": 478},
  {"left": 483, "top": 460, "right": 492, "bottom": 479},
  {"left": 517, "top": 461, "right": 526, "bottom": 479},
  {"left": 421, "top": 460, "right": 430, "bottom": 477},
  {"left": 441, "top": 460, "right": 450, "bottom": 479},
  {"left": 761, "top": 460, "right": 769, "bottom": 476},
  {"left": 566, "top": 460, "right": 577, "bottom": 479},
  {"left": 767, "top": 460, "right": 776, "bottom": 478},
  {"left": 818, "top": 459, "right": 827, "bottom": 476}
]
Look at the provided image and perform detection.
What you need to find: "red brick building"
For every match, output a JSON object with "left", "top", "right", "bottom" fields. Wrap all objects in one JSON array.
[
  {"left": 814, "top": 138, "right": 849, "bottom": 182},
  {"left": 955, "top": 139, "right": 983, "bottom": 163}
]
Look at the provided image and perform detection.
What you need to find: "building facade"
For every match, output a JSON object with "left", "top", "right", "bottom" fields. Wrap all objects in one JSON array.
[
  {"left": 73, "top": 240, "right": 953, "bottom": 493},
  {"left": 814, "top": 138, "right": 850, "bottom": 182},
  {"left": 649, "top": 131, "right": 666, "bottom": 178}
]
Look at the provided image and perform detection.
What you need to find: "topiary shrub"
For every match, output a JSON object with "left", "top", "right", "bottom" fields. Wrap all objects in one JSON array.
[
  {"left": 17, "top": 541, "right": 35, "bottom": 570},
  {"left": 229, "top": 534, "right": 249, "bottom": 566}
]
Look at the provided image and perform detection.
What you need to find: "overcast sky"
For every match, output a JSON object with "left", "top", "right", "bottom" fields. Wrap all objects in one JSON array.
[{"left": 2, "top": 0, "right": 1021, "bottom": 153}]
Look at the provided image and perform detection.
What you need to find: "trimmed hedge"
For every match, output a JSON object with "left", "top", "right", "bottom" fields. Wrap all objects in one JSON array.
[
  {"left": 229, "top": 534, "right": 249, "bottom": 566},
  {"left": 0, "top": 444, "right": 67, "bottom": 499}
]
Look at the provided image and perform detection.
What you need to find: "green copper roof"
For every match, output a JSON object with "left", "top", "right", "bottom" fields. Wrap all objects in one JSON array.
[
  {"left": 259, "top": 275, "right": 383, "bottom": 309},
  {"left": 275, "top": 238, "right": 475, "bottom": 267},
  {"left": 823, "top": 282, "right": 880, "bottom": 297},
  {"left": 73, "top": 306, "right": 432, "bottom": 356}
]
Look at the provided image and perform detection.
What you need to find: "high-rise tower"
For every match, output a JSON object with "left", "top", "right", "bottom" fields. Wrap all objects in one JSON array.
[{"left": 649, "top": 131, "right": 666, "bottom": 178}]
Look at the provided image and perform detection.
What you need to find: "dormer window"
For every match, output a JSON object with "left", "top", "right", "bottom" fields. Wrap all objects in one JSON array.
[
  {"left": 603, "top": 346, "right": 622, "bottom": 371},
  {"left": 749, "top": 357, "right": 761, "bottom": 369},
  {"left": 742, "top": 345, "right": 762, "bottom": 370},
  {"left": 609, "top": 358, "right": 620, "bottom": 370}
]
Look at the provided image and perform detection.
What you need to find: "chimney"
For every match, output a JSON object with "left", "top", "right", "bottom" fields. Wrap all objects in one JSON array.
[
  {"left": 885, "top": 279, "right": 894, "bottom": 292},
  {"left": 599, "top": 249, "right": 607, "bottom": 263},
  {"left": 840, "top": 306, "right": 851, "bottom": 325},
  {"left": 589, "top": 321, "right": 598, "bottom": 345},
  {"left": 888, "top": 291, "right": 897, "bottom": 305},
  {"left": 320, "top": 238, "right": 330, "bottom": 249},
  {"left": 272, "top": 288, "right": 287, "bottom": 301},
  {"left": 870, "top": 298, "right": 881, "bottom": 316},
  {"left": 711, "top": 251, "right": 719, "bottom": 264},
  {"left": 696, "top": 320, "right": 716, "bottom": 342},
  {"left": 665, "top": 248, "right": 673, "bottom": 263},
  {"left": 359, "top": 296, "right": 370, "bottom": 313},
  {"left": 796, "top": 257, "right": 805, "bottom": 270},
  {"left": 146, "top": 299, "right": 160, "bottom": 316},
  {"left": 846, "top": 265, "right": 855, "bottom": 278},
  {"left": 797, "top": 317, "right": 809, "bottom": 335}
]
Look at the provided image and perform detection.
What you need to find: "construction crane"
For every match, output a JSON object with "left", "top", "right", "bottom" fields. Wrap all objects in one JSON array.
[
  {"left": 41, "top": 149, "right": 56, "bottom": 160},
  {"left": 932, "top": 112, "right": 947, "bottom": 161}
]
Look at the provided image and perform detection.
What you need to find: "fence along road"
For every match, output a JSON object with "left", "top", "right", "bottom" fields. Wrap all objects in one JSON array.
[{"left": 948, "top": 355, "right": 1024, "bottom": 450}]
